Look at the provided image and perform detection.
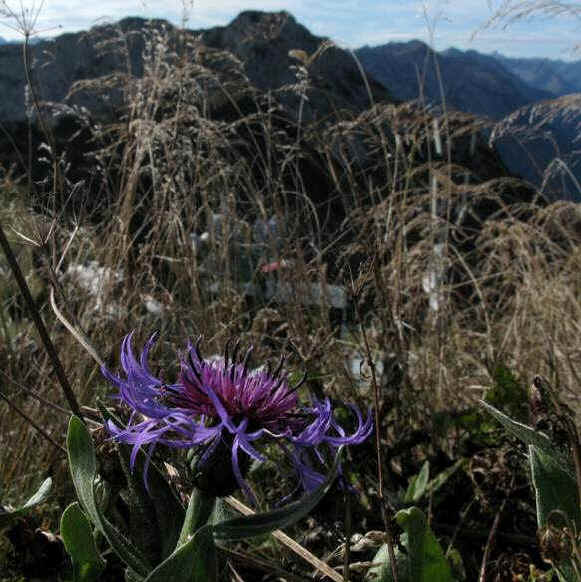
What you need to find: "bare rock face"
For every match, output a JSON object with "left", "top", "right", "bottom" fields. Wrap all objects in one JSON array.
[
  {"left": 198, "top": 11, "right": 391, "bottom": 118},
  {"left": 0, "top": 12, "right": 391, "bottom": 124},
  {"left": 0, "top": 19, "right": 151, "bottom": 122}
]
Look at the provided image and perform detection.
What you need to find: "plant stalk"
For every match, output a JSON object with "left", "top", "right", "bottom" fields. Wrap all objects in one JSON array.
[
  {"left": 178, "top": 488, "right": 217, "bottom": 546},
  {"left": 0, "top": 221, "right": 84, "bottom": 420}
]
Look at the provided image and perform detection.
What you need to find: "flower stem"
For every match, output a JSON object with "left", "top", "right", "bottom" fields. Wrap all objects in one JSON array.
[{"left": 178, "top": 488, "right": 217, "bottom": 547}]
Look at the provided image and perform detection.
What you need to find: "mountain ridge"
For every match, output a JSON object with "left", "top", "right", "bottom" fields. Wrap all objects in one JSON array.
[
  {"left": 490, "top": 51, "right": 581, "bottom": 95},
  {"left": 0, "top": 12, "right": 391, "bottom": 124},
  {"left": 0, "top": 11, "right": 577, "bottom": 197},
  {"left": 355, "top": 40, "right": 554, "bottom": 119}
]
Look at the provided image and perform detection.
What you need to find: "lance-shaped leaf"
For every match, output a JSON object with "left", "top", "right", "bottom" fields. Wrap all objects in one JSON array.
[
  {"left": 404, "top": 461, "right": 430, "bottom": 503},
  {"left": 530, "top": 445, "right": 580, "bottom": 582},
  {"left": 397, "top": 507, "right": 453, "bottom": 582},
  {"left": 61, "top": 502, "right": 106, "bottom": 582},
  {"left": 367, "top": 508, "right": 454, "bottom": 582},
  {"left": 67, "top": 415, "right": 151, "bottom": 577},
  {"left": 479, "top": 401, "right": 575, "bottom": 477},
  {"left": 144, "top": 525, "right": 216, "bottom": 582},
  {"left": 530, "top": 445, "right": 581, "bottom": 530},
  {"left": 0, "top": 477, "right": 52, "bottom": 528}
]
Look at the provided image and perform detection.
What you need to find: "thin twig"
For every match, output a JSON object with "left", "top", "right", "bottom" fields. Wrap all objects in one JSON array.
[
  {"left": 50, "top": 287, "right": 105, "bottom": 368},
  {"left": 226, "top": 563, "right": 245, "bottom": 582},
  {"left": 0, "top": 390, "right": 66, "bottom": 455},
  {"left": 343, "top": 492, "right": 351, "bottom": 582},
  {"left": 478, "top": 497, "right": 507, "bottom": 582},
  {"left": 437, "top": 521, "right": 536, "bottom": 546},
  {"left": 0, "top": 368, "right": 101, "bottom": 425},
  {"left": 0, "top": 221, "right": 84, "bottom": 421},
  {"left": 445, "top": 498, "right": 476, "bottom": 555},
  {"left": 218, "top": 546, "right": 308, "bottom": 582}
]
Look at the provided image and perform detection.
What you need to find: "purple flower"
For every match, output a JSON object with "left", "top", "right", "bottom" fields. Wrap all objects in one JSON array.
[{"left": 103, "top": 331, "right": 373, "bottom": 500}]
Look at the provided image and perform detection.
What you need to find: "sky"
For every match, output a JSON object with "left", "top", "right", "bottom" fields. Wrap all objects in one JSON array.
[{"left": 0, "top": 0, "right": 579, "bottom": 60}]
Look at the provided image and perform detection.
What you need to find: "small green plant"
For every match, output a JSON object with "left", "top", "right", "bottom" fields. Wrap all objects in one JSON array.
[
  {"left": 65, "top": 415, "right": 343, "bottom": 581},
  {"left": 367, "top": 507, "right": 455, "bottom": 582},
  {"left": 481, "top": 375, "right": 581, "bottom": 581},
  {"left": 486, "top": 364, "right": 529, "bottom": 423}
]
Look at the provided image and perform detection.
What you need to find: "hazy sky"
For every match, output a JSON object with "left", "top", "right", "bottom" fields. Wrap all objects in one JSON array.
[{"left": 0, "top": 0, "right": 579, "bottom": 60}]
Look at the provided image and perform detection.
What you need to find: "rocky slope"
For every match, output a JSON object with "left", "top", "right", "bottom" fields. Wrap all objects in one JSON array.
[
  {"left": 196, "top": 11, "right": 390, "bottom": 118},
  {"left": 0, "top": 11, "right": 561, "bottom": 203}
]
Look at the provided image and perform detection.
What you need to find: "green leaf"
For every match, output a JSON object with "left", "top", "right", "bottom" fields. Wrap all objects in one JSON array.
[
  {"left": 404, "top": 461, "right": 430, "bottom": 503},
  {"left": 446, "top": 548, "right": 466, "bottom": 581},
  {"left": 553, "top": 562, "right": 579, "bottom": 582},
  {"left": 98, "top": 401, "right": 185, "bottom": 560},
  {"left": 144, "top": 526, "right": 216, "bottom": 582},
  {"left": 67, "top": 416, "right": 151, "bottom": 577},
  {"left": 209, "top": 498, "right": 233, "bottom": 526},
  {"left": 213, "top": 447, "right": 343, "bottom": 541},
  {"left": 479, "top": 401, "right": 574, "bottom": 476},
  {"left": 530, "top": 445, "right": 581, "bottom": 530},
  {"left": 0, "top": 477, "right": 52, "bottom": 528},
  {"left": 60, "top": 502, "right": 106, "bottom": 582},
  {"left": 396, "top": 507, "right": 454, "bottom": 582},
  {"left": 425, "top": 459, "right": 466, "bottom": 497},
  {"left": 367, "top": 543, "right": 409, "bottom": 582},
  {"left": 482, "top": 403, "right": 581, "bottom": 582}
]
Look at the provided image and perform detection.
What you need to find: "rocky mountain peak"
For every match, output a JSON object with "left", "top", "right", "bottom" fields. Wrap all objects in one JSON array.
[
  {"left": 0, "top": 10, "right": 391, "bottom": 123},
  {"left": 198, "top": 10, "right": 390, "bottom": 116},
  {"left": 221, "top": 10, "right": 301, "bottom": 41}
]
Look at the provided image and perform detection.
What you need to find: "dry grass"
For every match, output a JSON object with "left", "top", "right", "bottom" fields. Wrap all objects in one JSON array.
[{"left": 0, "top": 17, "right": 580, "bottom": 579}]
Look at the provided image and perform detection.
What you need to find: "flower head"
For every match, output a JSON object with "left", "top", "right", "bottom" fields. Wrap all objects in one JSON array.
[{"left": 103, "top": 331, "right": 372, "bottom": 499}]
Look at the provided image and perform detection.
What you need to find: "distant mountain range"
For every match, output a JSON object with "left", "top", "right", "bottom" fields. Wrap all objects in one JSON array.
[
  {"left": 356, "top": 41, "right": 581, "bottom": 197},
  {"left": 0, "top": 36, "right": 45, "bottom": 45},
  {"left": 0, "top": 13, "right": 578, "bottom": 198},
  {"left": 0, "top": 13, "right": 391, "bottom": 123},
  {"left": 491, "top": 51, "right": 581, "bottom": 95},
  {"left": 355, "top": 41, "right": 581, "bottom": 119}
]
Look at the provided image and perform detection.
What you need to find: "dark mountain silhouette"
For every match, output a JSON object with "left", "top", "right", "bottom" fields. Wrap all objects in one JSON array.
[
  {"left": 356, "top": 41, "right": 552, "bottom": 120},
  {"left": 0, "top": 10, "right": 563, "bottom": 204},
  {"left": 196, "top": 11, "right": 390, "bottom": 118},
  {"left": 0, "top": 13, "right": 390, "bottom": 124}
]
